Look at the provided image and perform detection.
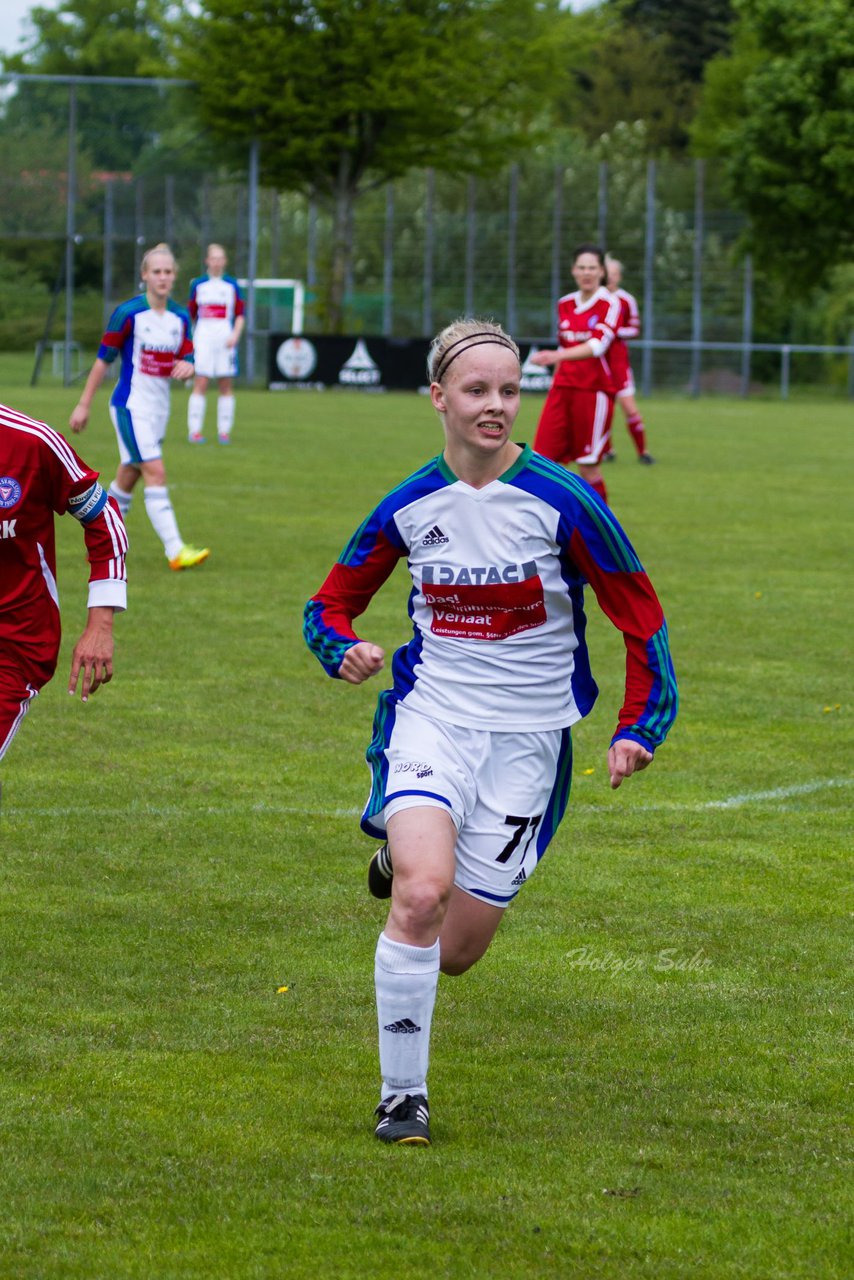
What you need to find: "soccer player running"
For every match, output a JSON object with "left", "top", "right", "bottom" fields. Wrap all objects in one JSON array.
[
  {"left": 304, "top": 319, "right": 678, "bottom": 1146},
  {"left": 602, "top": 256, "right": 655, "bottom": 465},
  {"left": 70, "top": 244, "right": 210, "bottom": 572},
  {"left": 531, "top": 244, "right": 620, "bottom": 505},
  {"left": 0, "top": 402, "right": 128, "bottom": 781},
  {"left": 186, "top": 244, "right": 245, "bottom": 445}
]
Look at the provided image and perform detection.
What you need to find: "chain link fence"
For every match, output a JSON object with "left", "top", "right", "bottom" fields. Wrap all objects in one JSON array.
[{"left": 1, "top": 75, "right": 851, "bottom": 394}]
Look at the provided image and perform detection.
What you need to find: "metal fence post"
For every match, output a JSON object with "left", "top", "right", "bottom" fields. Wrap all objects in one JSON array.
[
  {"left": 551, "top": 166, "right": 563, "bottom": 320},
  {"left": 63, "top": 82, "right": 77, "bottom": 387},
  {"left": 246, "top": 137, "right": 259, "bottom": 383},
  {"left": 848, "top": 331, "right": 854, "bottom": 399},
  {"left": 103, "top": 178, "right": 114, "bottom": 325},
  {"left": 135, "top": 177, "right": 145, "bottom": 268},
  {"left": 270, "top": 191, "right": 280, "bottom": 278},
  {"left": 641, "top": 159, "right": 656, "bottom": 397},
  {"left": 464, "top": 176, "right": 476, "bottom": 316},
  {"left": 506, "top": 163, "right": 518, "bottom": 333},
  {"left": 690, "top": 158, "right": 705, "bottom": 397},
  {"left": 306, "top": 198, "right": 317, "bottom": 290},
  {"left": 200, "top": 177, "right": 210, "bottom": 267},
  {"left": 165, "top": 173, "right": 174, "bottom": 246},
  {"left": 597, "top": 161, "right": 608, "bottom": 248},
  {"left": 780, "top": 345, "right": 790, "bottom": 400},
  {"left": 422, "top": 168, "right": 434, "bottom": 337},
  {"left": 382, "top": 183, "right": 394, "bottom": 337},
  {"left": 741, "top": 254, "right": 753, "bottom": 397}
]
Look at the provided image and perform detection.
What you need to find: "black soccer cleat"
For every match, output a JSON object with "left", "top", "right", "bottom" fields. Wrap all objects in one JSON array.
[
  {"left": 602, "top": 449, "right": 617, "bottom": 462},
  {"left": 368, "top": 842, "right": 394, "bottom": 899},
  {"left": 638, "top": 452, "right": 656, "bottom": 465},
  {"left": 374, "top": 1093, "right": 431, "bottom": 1145}
]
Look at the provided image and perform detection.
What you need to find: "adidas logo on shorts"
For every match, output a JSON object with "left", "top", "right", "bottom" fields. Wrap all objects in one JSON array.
[
  {"left": 384, "top": 1018, "right": 421, "bottom": 1034},
  {"left": 510, "top": 868, "right": 527, "bottom": 886},
  {"left": 421, "top": 525, "right": 449, "bottom": 546}
]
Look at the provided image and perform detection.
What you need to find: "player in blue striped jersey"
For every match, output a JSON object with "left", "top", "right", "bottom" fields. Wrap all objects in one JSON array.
[{"left": 304, "top": 319, "right": 678, "bottom": 1145}]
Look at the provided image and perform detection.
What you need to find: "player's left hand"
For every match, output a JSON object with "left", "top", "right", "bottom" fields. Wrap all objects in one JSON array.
[
  {"left": 226, "top": 335, "right": 238, "bottom": 349},
  {"left": 530, "top": 349, "right": 560, "bottom": 368},
  {"left": 171, "top": 360, "right": 195, "bottom": 381},
  {"left": 68, "top": 609, "right": 115, "bottom": 702},
  {"left": 608, "top": 739, "right": 653, "bottom": 789}
]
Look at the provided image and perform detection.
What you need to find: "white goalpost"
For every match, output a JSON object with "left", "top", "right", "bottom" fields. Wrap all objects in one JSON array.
[{"left": 237, "top": 278, "right": 305, "bottom": 335}]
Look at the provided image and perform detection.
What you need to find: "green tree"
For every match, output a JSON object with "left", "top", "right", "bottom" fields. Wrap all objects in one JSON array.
[
  {"left": 2, "top": 0, "right": 173, "bottom": 171},
  {"left": 698, "top": 0, "right": 854, "bottom": 273},
  {"left": 611, "top": 0, "right": 734, "bottom": 83},
  {"left": 176, "top": 0, "right": 558, "bottom": 331}
]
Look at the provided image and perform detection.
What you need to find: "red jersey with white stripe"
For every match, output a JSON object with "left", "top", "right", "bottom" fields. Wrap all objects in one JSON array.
[
  {"left": 552, "top": 287, "right": 620, "bottom": 393},
  {"left": 188, "top": 274, "right": 244, "bottom": 329},
  {"left": 609, "top": 287, "right": 641, "bottom": 391},
  {"left": 0, "top": 405, "right": 128, "bottom": 683}
]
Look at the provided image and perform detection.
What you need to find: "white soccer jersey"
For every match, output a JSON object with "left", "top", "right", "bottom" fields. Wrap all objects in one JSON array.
[
  {"left": 305, "top": 446, "right": 677, "bottom": 746},
  {"left": 188, "top": 274, "right": 244, "bottom": 331},
  {"left": 98, "top": 297, "right": 193, "bottom": 420}
]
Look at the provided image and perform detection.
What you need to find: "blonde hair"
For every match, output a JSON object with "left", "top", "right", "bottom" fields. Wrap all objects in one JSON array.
[
  {"left": 427, "top": 317, "right": 520, "bottom": 383},
  {"left": 206, "top": 243, "right": 227, "bottom": 259},
  {"left": 140, "top": 242, "right": 176, "bottom": 276}
]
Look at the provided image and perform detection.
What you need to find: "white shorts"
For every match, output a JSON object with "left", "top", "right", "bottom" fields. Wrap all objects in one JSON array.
[
  {"left": 361, "top": 698, "right": 573, "bottom": 907},
  {"left": 110, "top": 405, "right": 167, "bottom": 466},
  {"left": 193, "top": 325, "right": 238, "bottom": 380}
]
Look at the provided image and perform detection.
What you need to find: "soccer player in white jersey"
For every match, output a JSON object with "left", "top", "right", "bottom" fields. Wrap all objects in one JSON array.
[
  {"left": 0, "top": 402, "right": 127, "bottom": 783},
  {"left": 602, "top": 256, "right": 655, "bottom": 465},
  {"left": 304, "top": 319, "right": 678, "bottom": 1145},
  {"left": 70, "top": 244, "right": 209, "bottom": 571},
  {"left": 186, "top": 244, "right": 245, "bottom": 445}
]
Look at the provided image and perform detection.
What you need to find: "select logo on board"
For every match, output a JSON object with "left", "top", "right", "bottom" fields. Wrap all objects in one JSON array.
[{"left": 339, "top": 340, "right": 381, "bottom": 386}]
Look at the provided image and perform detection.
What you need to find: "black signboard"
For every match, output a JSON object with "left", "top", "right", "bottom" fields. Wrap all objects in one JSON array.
[{"left": 268, "top": 333, "right": 554, "bottom": 393}]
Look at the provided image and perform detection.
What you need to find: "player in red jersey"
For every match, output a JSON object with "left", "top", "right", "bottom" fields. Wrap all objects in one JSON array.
[
  {"left": 0, "top": 403, "right": 128, "bottom": 780},
  {"left": 603, "top": 257, "right": 654, "bottom": 465},
  {"left": 531, "top": 244, "right": 621, "bottom": 504}
]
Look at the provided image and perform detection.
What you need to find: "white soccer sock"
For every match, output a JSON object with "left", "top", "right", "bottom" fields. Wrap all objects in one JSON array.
[
  {"left": 143, "top": 485, "right": 183, "bottom": 559},
  {"left": 217, "top": 395, "right": 235, "bottom": 440},
  {"left": 375, "top": 931, "right": 440, "bottom": 1100},
  {"left": 188, "top": 393, "right": 206, "bottom": 439},
  {"left": 108, "top": 481, "right": 133, "bottom": 519}
]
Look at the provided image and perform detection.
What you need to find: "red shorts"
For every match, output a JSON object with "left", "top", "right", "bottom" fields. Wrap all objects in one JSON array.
[
  {"left": 0, "top": 664, "right": 41, "bottom": 763},
  {"left": 533, "top": 385, "right": 615, "bottom": 466}
]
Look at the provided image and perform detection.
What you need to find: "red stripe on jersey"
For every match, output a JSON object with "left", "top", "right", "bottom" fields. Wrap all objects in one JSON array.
[
  {"left": 0, "top": 404, "right": 88, "bottom": 482},
  {"left": 199, "top": 304, "right": 228, "bottom": 319}
]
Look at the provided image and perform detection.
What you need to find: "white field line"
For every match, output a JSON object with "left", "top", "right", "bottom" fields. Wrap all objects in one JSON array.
[{"left": 2, "top": 778, "right": 850, "bottom": 820}]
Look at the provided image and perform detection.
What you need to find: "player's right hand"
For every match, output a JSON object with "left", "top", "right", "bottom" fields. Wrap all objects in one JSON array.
[
  {"left": 69, "top": 404, "right": 88, "bottom": 433},
  {"left": 338, "top": 642, "right": 385, "bottom": 684}
]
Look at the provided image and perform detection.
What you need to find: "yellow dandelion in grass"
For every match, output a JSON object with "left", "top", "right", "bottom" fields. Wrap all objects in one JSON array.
[
  {"left": 582, "top": 768, "right": 595, "bottom": 776},
  {"left": 277, "top": 985, "right": 289, "bottom": 994},
  {"left": 754, "top": 592, "right": 763, "bottom": 599}
]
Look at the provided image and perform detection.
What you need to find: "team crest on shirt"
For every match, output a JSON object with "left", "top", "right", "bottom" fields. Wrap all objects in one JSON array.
[{"left": 0, "top": 477, "right": 21, "bottom": 508}]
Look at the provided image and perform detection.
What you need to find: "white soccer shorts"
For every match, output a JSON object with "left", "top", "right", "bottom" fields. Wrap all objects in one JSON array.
[
  {"left": 361, "top": 698, "right": 573, "bottom": 906},
  {"left": 193, "top": 325, "right": 238, "bottom": 379},
  {"left": 110, "top": 405, "right": 168, "bottom": 466}
]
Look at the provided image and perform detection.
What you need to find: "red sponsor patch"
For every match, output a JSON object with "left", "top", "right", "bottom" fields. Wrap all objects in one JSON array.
[
  {"left": 199, "top": 304, "right": 228, "bottom": 319},
  {"left": 139, "top": 349, "right": 176, "bottom": 377},
  {"left": 424, "top": 577, "right": 546, "bottom": 640}
]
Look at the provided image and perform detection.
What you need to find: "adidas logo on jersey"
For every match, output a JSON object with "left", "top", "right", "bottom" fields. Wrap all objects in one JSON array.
[
  {"left": 510, "top": 868, "right": 527, "bottom": 886},
  {"left": 421, "top": 525, "right": 449, "bottom": 546},
  {"left": 384, "top": 1018, "right": 421, "bottom": 1034}
]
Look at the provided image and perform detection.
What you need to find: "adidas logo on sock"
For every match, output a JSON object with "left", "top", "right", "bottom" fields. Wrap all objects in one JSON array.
[
  {"left": 421, "top": 525, "right": 449, "bottom": 546},
  {"left": 384, "top": 1018, "right": 421, "bottom": 1034},
  {"left": 510, "top": 868, "right": 527, "bottom": 886}
]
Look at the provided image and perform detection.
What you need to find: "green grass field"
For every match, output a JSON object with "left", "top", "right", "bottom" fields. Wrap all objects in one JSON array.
[{"left": 0, "top": 374, "right": 850, "bottom": 1278}]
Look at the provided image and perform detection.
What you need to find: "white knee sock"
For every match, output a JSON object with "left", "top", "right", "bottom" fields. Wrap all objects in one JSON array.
[
  {"left": 143, "top": 485, "right": 183, "bottom": 559},
  {"left": 188, "top": 393, "right": 206, "bottom": 439},
  {"left": 217, "top": 395, "right": 235, "bottom": 440},
  {"left": 108, "top": 481, "right": 133, "bottom": 519},
  {"left": 375, "top": 931, "right": 440, "bottom": 1100}
]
